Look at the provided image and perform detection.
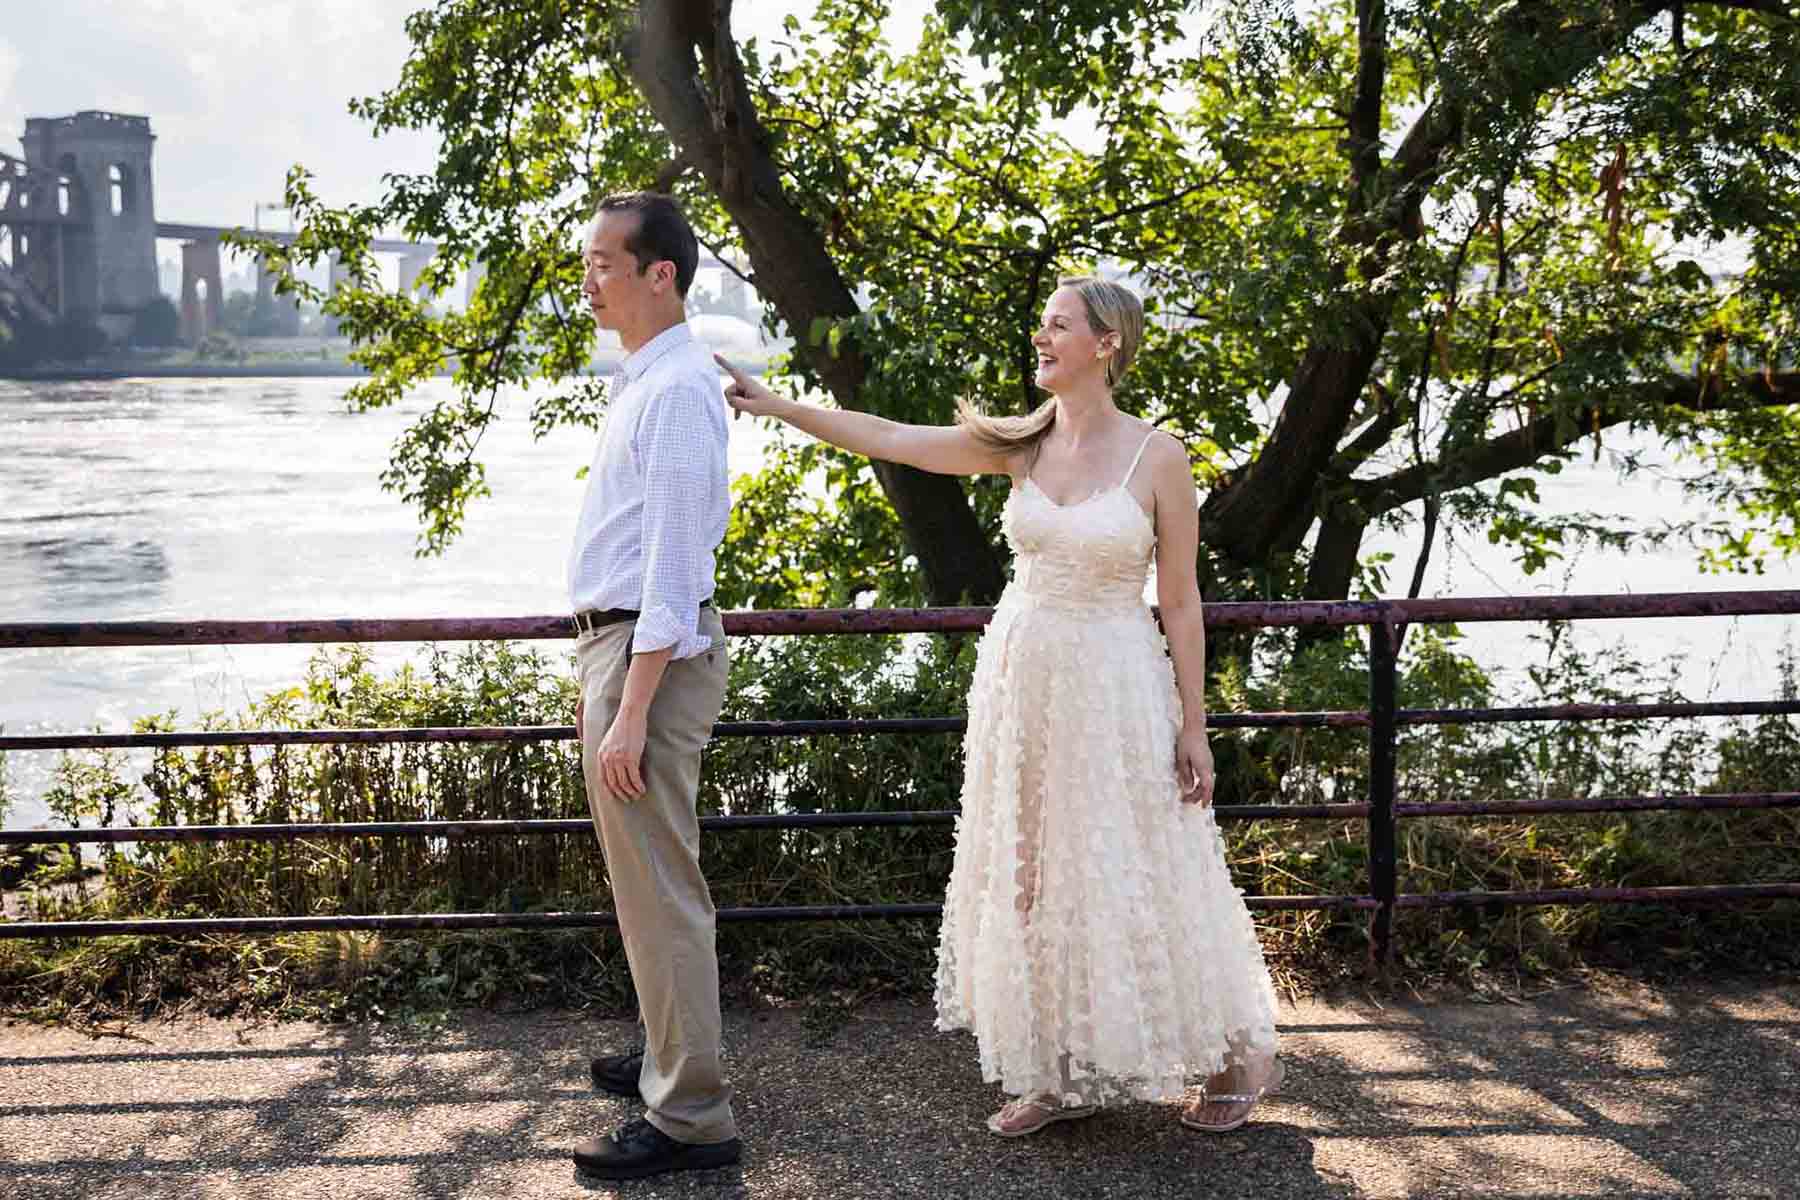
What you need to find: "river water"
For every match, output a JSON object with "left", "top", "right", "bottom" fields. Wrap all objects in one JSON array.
[{"left": 4, "top": 375, "right": 1797, "bottom": 829}]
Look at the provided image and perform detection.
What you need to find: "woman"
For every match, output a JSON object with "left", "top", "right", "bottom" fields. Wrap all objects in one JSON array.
[{"left": 717, "top": 276, "right": 1281, "bottom": 1137}]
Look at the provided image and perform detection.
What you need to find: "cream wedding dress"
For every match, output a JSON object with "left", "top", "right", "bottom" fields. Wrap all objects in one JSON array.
[{"left": 933, "top": 432, "right": 1280, "bottom": 1104}]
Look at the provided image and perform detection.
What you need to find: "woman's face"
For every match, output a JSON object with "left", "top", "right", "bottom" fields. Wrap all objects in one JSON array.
[{"left": 1031, "top": 287, "right": 1112, "bottom": 394}]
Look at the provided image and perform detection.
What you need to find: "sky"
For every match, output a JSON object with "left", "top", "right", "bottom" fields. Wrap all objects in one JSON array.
[
  {"left": 0, "top": 2, "right": 1740, "bottom": 281},
  {"left": 0, "top": 2, "right": 927, "bottom": 233}
]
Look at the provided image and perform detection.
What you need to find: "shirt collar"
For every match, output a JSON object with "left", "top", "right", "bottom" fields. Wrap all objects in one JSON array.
[{"left": 618, "top": 322, "right": 694, "bottom": 384}]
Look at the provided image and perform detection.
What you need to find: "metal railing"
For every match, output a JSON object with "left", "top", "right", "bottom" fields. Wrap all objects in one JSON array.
[{"left": 5, "top": 591, "right": 1800, "bottom": 962}]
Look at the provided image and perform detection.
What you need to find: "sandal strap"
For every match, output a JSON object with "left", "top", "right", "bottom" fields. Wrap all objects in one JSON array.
[
  {"left": 1003, "top": 1091, "right": 1078, "bottom": 1119},
  {"left": 1202, "top": 1091, "right": 1261, "bottom": 1104}
]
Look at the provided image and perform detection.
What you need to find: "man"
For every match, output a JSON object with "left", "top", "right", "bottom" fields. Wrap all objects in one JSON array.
[{"left": 567, "top": 192, "right": 739, "bottom": 1180}]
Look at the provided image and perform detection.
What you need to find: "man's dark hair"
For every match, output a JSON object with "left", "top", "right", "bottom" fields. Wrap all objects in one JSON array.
[{"left": 597, "top": 192, "right": 699, "bottom": 298}]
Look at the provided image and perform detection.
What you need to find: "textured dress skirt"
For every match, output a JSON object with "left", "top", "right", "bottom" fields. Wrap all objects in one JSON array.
[{"left": 933, "top": 443, "right": 1279, "bottom": 1103}]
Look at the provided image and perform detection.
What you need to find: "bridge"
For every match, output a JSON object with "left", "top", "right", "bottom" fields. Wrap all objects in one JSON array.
[
  {"left": 0, "top": 111, "right": 443, "bottom": 344},
  {"left": 1, "top": 111, "right": 750, "bottom": 348}
]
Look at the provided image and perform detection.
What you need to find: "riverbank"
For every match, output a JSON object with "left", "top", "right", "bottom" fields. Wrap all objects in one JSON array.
[
  {"left": 0, "top": 360, "right": 424, "bottom": 380},
  {"left": 0, "top": 355, "right": 771, "bottom": 381},
  {"left": 3, "top": 977, "right": 1794, "bottom": 1198},
  {"left": 0, "top": 319, "right": 775, "bottom": 382}
]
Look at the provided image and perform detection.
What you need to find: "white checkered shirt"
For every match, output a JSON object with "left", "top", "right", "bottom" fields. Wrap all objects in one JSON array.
[{"left": 566, "top": 323, "right": 730, "bottom": 660}]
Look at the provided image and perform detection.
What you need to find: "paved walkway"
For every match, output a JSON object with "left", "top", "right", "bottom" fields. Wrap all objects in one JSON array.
[{"left": 1, "top": 979, "right": 1795, "bottom": 1199}]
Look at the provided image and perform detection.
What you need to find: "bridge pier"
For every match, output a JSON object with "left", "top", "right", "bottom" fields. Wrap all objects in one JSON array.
[
  {"left": 20, "top": 112, "right": 159, "bottom": 320},
  {"left": 463, "top": 259, "right": 487, "bottom": 309},
  {"left": 178, "top": 237, "right": 222, "bottom": 343},
  {"left": 253, "top": 256, "right": 301, "bottom": 337},
  {"left": 397, "top": 248, "right": 433, "bottom": 299},
  {"left": 317, "top": 253, "right": 357, "bottom": 336}
]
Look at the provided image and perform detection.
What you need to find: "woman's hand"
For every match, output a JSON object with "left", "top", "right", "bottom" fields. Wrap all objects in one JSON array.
[
  {"left": 1177, "top": 725, "right": 1215, "bottom": 807},
  {"left": 716, "top": 354, "right": 787, "bottom": 419}
]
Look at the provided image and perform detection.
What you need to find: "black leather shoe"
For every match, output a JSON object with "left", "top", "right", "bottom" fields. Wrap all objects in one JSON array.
[
  {"left": 589, "top": 1049, "right": 644, "bottom": 1099},
  {"left": 572, "top": 1116, "right": 742, "bottom": 1180}
]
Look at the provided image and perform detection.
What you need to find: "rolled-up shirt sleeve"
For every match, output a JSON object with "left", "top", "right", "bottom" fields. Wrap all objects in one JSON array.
[{"left": 632, "top": 380, "right": 725, "bottom": 659}]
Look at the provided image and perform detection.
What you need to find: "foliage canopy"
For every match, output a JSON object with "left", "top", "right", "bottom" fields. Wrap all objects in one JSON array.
[{"left": 260, "top": 0, "right": 1800, "bottom": 617}]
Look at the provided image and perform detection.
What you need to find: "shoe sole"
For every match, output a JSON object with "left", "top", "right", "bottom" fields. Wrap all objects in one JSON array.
[
  {"left": 986, "top": 1105, "right": 1098, "bottom": 1138},
  {"left": 1180, "top": 1111, "right": 1253, "bottom": 1133},
  {"left": 1181, "top": 1061, "right": 1285, "bottom": 1134},
  {"left": 574, "top": 1149, "right": 741, "bottom": 1179}
]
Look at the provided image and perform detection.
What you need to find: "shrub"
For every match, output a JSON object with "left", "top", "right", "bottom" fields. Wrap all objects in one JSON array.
[{"left": 131, "top": 296, "right": 181, "bottom": 347}]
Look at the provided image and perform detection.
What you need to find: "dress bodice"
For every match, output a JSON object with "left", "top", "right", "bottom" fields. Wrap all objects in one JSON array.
[{"left": 1003, "top": 434, "right": 1157, "bottom": 612}]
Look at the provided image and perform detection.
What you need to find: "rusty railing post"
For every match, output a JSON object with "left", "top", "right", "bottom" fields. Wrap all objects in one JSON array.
[{"left": 1366, "top": 615, "right": 1403, "bottom": 970}]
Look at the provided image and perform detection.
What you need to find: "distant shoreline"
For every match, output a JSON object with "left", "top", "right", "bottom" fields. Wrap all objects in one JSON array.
[
  {"left": 0, "top": 356, "right": 768, "bottom": 383},
  {"left": 1, "top": 361, "right": 429, "bottom": 381}
]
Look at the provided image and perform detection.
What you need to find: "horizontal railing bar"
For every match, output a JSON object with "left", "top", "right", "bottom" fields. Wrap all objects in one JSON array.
[
  {"left": 0, "top": 803, "right": 1373, "bottom": 847},
  {"left": 1395, "top": 699, "right": 1800, "bottom": 725},
  {"left": 26, "top": 790, "right": 1783, "bottom": 845},
  {"left": 16, "top": 692, "right": 1800, "bottom": 753},
  {"left": 0, "top": 814, "right": 953, "bottom": 844},
  {"left": 14, "top": 884, "right": 1797, "bottom": 939},
  {"left": 0, "top": 711, "right": 1376, "bottom": 753},
  {"left": 0, "top": 894, "right": 1379, "bottom": 939},
  {"left": 7, "top": 589, "right": 1800, "bottom": 649},
  {"left": 1394, "top": 883, "right": 1800, "bottom": 908},
  {"left": 0, "top": 726, "right": 575, "bottom": 751},
  {"left": 1397, "top": 792, "right": 1800, "bottom": 817},
  {"left": 0, "top": 906, "right": 926, "bottom": 939},
  {"left": 0, "top": 612, "right": 991, "bottom": 647},
  {"left": 0, "top": 718, "right": 968, "bottom": 752}
]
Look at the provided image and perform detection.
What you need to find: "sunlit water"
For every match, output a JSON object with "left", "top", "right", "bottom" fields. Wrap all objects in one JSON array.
[{"left": 3, "top": 376, "right": 1796, "bottom": 828}]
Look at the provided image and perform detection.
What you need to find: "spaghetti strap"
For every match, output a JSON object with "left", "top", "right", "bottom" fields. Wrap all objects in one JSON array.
[
  {"left": 1024, "top": 439, "right": 1046, "bottom": 485},
  {"left": 1119, "top": 431, "right": 1157, "bottom": 488}
]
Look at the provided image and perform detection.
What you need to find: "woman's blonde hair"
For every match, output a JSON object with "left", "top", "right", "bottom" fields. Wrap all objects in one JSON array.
[{"left": 956, "top": 275, "right": 1145, "bottom": 453}]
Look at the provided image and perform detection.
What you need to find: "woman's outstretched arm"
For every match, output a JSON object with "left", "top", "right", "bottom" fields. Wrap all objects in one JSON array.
[{"left": 716, "top": 354, "right": 1013, "bottom": 478}]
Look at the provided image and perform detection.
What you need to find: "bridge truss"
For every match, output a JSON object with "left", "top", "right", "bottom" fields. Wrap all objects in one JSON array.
[{"left": 0, "top": 151, "right": 84, "bottom": 322}]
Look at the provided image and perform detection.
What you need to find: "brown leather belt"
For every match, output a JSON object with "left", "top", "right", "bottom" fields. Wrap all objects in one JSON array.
[{"left": 572, "top": 598, "right": 713, "bottom": 636}]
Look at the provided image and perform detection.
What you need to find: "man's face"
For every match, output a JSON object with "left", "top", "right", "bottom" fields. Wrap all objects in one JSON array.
[{"left": 581, "top": 210, "right": 662, "bottom": 331}]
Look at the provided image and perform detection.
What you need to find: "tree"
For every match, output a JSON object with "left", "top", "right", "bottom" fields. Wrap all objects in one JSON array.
[
  {"left": 132, "top": 295, "right": 182, "bottom": 347},
  {"left": 256, "top": 0, "right": 1800, "bottom": 614},
  {"left": 220, "top": 289, "right": 258, "bottom": 338}
]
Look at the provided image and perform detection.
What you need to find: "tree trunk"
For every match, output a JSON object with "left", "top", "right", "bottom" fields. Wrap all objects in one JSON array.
[{"left": 625, "top": 0, "right": 1006, "bottom": 604}]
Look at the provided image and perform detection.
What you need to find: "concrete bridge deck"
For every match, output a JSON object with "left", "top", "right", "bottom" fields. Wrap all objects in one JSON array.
[
  {"left": 155, "top": 223, "right": 432, "bottom": 255},
  {"left": 1, "top": 978, "right": 1794, "bottom": 1199}
]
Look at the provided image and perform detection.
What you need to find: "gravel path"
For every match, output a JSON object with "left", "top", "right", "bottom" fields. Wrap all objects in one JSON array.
[{"left": 2, "top": 979, "right": 1795, "bottom": 1199}]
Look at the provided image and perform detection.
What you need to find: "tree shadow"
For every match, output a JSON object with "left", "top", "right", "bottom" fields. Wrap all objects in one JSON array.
[
  {"left": 0, "top": 1003, "right": 1346, "bottom": 1199},
  {"left": 1273, "top": 977, "right": 1800, "bottom": 1197},
  {"left": 13, "top": 982, "right": 1784, "bottom": 1198}
]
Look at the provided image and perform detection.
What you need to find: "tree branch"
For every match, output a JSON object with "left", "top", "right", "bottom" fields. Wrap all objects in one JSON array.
[
  {"left": 1347, "top": 0, "right": 1388, "bottom": 198},
  {"left": 1197, "top": 0, "right": 1722, "bottom": 571},
  {"left": 624, "top": 0, "right": 1006, "bottom": 604},
  {"left": 652, "top": 152, "right": 691, "bottom": 193},
  {"left": 1356, "top": 373, "right": 1800, "bottom": 516}
]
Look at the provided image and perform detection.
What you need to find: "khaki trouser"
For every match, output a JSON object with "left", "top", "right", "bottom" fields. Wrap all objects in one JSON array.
[{"left": 577, "top": 609, "right": 734, "bottom": 1144}]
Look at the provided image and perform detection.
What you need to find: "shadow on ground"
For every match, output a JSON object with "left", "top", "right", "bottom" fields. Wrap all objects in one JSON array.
[{"left": 1, "top": 979, "right": 1794, "bottom": 1199}]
